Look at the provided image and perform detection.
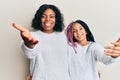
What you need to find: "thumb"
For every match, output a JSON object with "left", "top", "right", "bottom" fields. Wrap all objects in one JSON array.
[{"left": 117, "top": 37, "right": 120, "bottom": 42}]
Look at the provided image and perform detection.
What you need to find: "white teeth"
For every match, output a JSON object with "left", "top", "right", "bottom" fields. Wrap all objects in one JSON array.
[
  {"left": 78, "top": 34, "right": 82, "bottom": 37},
  {"left": 77, "top": 34, "right": 82, "bottom": 38},
  {"left": 45, "top": 22, "right": 51, "bottom": 26}
]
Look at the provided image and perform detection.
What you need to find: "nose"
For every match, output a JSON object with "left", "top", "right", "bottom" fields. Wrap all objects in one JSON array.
[
  {"left": 77, "top": 30, "right": 80, "bottom": 34},
  {"left": 46, "top": 16, "right": 50, "bottom": 21}
]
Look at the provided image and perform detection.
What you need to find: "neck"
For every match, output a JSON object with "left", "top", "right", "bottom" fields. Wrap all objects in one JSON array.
[
  {"left": 78, "top": 40, "right": 89, "bottom": 46},
  {"left": 42, "top": 30, "right": 54, "bottom": 34}
]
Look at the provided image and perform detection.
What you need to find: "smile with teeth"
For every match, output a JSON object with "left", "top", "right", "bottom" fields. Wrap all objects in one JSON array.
[{"left": 45, "top": 22, "right": 51, "bottom": 27}]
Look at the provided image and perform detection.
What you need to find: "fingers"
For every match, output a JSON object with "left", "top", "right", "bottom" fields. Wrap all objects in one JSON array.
[
  {"left": 111, "top": 42, "right": 120, "bottom": 47},
  {"left": 104, "top": 46, "right": 120, "bottom": 51},
  {"left": 28, "top": 38, "right": 39, "bottom": 44},
  {"left": 105, "top": 48, "right": 120, "bottom": 54},
  {"left": 22, "top": 36, "right": 38, "bottom": 48},
  {"left": 116, "top": 37, "right": 120, "bottom": 42},
  {"left": 26, "top": 74, "right": 32, "bottom": 80},
  {"left": 23, "top": 36, "right": 39, "bottom": 49},
  {"left": 104, "top": 37, "right": 120, "bottom": 58},
  {"left": 12, "top": 23, "right": 33, "bottom": 41},
  {"left": 111, "top": 38, "right": 120, "bottom": 46},
  {"left": 12, "top": 23, "right": 28, "bottom": 32},
  {"left": 104, "top": 45, "right": 120, "bottom": 58},
  {"left": 12, "top": 23, "right": 39, "bottom": 48},
  {"left": 105, "top": 50, "right": 120, "bottom": 58}
]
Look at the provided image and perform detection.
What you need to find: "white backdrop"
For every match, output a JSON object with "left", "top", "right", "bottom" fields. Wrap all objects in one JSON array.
[{"left": 0, "top": 0, "right": 120, "bottom": 80}]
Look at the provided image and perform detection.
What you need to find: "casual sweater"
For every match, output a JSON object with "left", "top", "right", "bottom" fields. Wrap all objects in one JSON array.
[
  {"left": 68, "top": 42, "right": 117, "bottom": 80},
  {"left": 21, "top": 30, "right": 70, "bottom": 80}
]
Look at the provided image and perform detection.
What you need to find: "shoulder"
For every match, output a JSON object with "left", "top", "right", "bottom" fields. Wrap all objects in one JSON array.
[
  {"left": 55, "top": 31, "right": 66, "bottom": 39},
  {"left": 55, "top": 31, "right": 65, "bottom": 36},
  {"left": 89, "top": 42, "right": 104, "bottom": 50},
  {"left": 30, "top": 30, "right": 40, "bottom": 34},
  {"left": 88, "top": 42, "right": 105, "bottom": 57},
  {"left": 30, "top": 30, "right": 41, "bottom": 39},
  {"left": 90, "top": 42, "right": 102, "bottom": 47}
]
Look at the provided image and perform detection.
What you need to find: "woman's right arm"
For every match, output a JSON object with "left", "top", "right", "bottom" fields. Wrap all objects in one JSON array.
[
  {"left": 12, "top": 23, "right": 38, "bottom": 48},
  {"left": 12, "top": 23, "right": 39, "bottom": 58}
]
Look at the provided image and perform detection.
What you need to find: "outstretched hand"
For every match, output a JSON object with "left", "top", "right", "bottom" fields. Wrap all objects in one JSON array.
[
  {"left": 104, "top": 38, "right": 120, "bottom": 58},
  {"left": 12, "top": 23, "right": 38, "bottom": 48}
]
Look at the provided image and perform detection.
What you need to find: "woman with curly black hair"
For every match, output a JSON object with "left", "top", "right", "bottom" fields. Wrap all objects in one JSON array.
[
  {"left": 12, "top": 4, "right": 120, "bottom": 80},
  {"left": 12, "top": 4, "right": 69, "bottom": 80},
  {"left": 31, "top": 4, "right": 65, "bottom": 32}
]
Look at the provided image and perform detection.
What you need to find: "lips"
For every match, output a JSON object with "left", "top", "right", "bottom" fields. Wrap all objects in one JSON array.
[
  {"left": 76, "top": 33, "right": 84, "bottom": 40},
  {"left": 44, "top": 22, "right": 51, "bottom": 27}
]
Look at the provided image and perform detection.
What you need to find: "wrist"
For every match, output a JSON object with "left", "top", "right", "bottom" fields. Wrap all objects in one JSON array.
[{"left": 24, "top": 42, "right": 35, "bottom": 49}]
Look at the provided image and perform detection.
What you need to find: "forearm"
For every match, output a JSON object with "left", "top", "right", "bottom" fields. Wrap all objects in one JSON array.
[{"left": 21, "top": 42, "right": 39, "bottom": 59}]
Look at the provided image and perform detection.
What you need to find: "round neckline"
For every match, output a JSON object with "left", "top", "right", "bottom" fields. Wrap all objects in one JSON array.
[
  {"left": 76, "top": 41, "right": 92, "bottom": 47},
  {"left": 39, "top": 30, "right": 56, "bottom": 36}
]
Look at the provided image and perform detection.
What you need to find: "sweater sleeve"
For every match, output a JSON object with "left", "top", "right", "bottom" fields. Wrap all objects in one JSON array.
[
  {"left": 93, "top": 43, "right": 117, "bottom": 65},
  {"left": 21, "top": 41, "right": 39, "bottom": 59}
]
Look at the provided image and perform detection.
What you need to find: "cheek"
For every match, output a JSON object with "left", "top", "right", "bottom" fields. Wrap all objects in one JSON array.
[
  {"left": 41, "top": 19, "right": 44, "bottom": 24},
  {"left": 41, "top": 19, "right": 46, "bottom": 25},
  {"left": 53, "top": 20, "right": 56, "bottom": 25},
  {"left": 41, "top": 18, "right": 44, "bottom": 21},
  {"left": 84, "top": 31, "right": 87, "bottom": 36},
  {"left": 53, "top": 19, "right": 56, "bottom": 24},
  {"left": 73, "top": 33, "right": 77, "bottom": 37},
  {"left": 41, "top": 22, "right": 44, "bottom": 27}
]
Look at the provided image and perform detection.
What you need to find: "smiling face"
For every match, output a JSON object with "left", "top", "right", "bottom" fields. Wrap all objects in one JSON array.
[
  {"left": 41, "top": 8, "right": 56, "bottom": 33},
  {"left": 72, "top": 22, "right": 88, "bottom": 45}
]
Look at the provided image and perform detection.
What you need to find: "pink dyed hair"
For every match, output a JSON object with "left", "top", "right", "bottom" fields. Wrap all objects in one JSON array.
[{"left": 65, "top": 22, "right": 77, "bottom": 53}]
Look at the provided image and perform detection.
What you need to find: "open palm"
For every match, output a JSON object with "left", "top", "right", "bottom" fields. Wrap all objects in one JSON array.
[{"left": 12, "top": 23, "right": 38, "bottom": 48}]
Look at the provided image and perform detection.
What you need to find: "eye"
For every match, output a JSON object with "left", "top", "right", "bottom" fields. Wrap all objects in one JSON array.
[
  {"left": 73, "top": 30, "right": 77, "bottom": 33},
  {"left": 50, "top": 15, "right": 55, "bottom": 18},
  {"left": 41, "top": 15, "right": 46, "bottom": 18},
  {"left": 79, "top": 27, "right": 83, "bottom": 30}
]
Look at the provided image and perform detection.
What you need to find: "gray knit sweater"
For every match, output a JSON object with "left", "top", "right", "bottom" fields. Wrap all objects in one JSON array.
[{"left": 21, "top": 30, "right": 70, "bottom": 80}]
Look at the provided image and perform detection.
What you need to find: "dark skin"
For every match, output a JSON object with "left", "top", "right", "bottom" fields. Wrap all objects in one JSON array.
[
  {"left": 12, "top": 23, "right": 37, "bottom": 80},
  {"left": 12, "top": 23, "right": 38, "bottom": 48},
  {"left": 12, "top": 23, "right": 120, "bottom": 80},
  {"left": 25, "top": 39, "right": 120, "bottom": 80},
  {"left": 26, "top": 74, "right": 32, "bottom": 80}
]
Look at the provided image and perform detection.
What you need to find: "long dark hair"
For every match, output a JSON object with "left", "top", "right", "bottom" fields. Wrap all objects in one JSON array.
[
  {"left": 31, "top": 4, "right": 65, "bottom": 32},
  {"left": 65, "top": 20, "right": 95, "bottom": 48},
  {"left": 75, "top": 20, "right": 95, "bottom": 42}
]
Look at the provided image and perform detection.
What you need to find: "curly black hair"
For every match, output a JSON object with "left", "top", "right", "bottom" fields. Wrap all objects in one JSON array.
[{"left": 31, "top": 4, "right": 65, "bottom": 32}]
